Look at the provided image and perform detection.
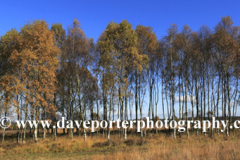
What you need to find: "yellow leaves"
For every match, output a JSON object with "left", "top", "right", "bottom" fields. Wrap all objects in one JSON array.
[
  {"left": 98, "top": 20, "right": 152, "bottom": 99},
  {"left": 213, "top": 27, "right": 239, "bottom": 67},
  {"left": 0, "top": 19, "right": 60, "bottom": 114}
]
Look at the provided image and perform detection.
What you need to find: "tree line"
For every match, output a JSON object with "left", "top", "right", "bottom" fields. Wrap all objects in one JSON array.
[{"left": 0, "top": 16, "right": 240, "bottom": 144}]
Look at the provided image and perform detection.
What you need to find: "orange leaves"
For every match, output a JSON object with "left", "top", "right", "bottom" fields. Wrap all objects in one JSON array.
[
  {"left": 0, "top": 20, "right": 60, "bottom": 116},
  {"left": 97, "top": 20, "right": 153, "bottom": 102},
  {"left": 136, "top": 25, "right": 158, "bottom": 56},
  {"left": 212, "top": 17, "right": 240, "bottom": 72},
  {"left": 65, "top": 19, "right": 90, "bottom": 66}
]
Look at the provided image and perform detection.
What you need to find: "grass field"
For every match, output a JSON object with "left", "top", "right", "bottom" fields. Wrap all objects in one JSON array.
[{"left": 0, "top": 129, "right": 240, "bottom": 160}]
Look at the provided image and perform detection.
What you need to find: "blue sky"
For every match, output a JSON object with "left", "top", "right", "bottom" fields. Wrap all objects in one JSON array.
[
  {"left": 1, "top": 0, "right": 239, "bottom": 119},
  {"left": 1, "top": 0, "right": 240, "bottom": 42}
]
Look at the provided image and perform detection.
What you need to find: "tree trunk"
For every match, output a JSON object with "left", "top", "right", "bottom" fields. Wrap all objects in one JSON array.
[
  {"left": 2, "top": 128, "right": 5, "bottom": 143},
  {"left": 185, "top": 78, "right": 189, "bottom": 138},
  {"left": 54, "top": 126, "right": 57, "bottom": 141},
  {"left": 23, "top": 104, "right": 28, "bottom": 144}
]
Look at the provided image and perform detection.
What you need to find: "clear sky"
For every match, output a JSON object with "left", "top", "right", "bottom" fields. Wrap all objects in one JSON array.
[
  {"left": 1, "top": 0, "right": 239, "bottom": 119},
  {"left": 1, "top": 0, "right": 240, "bottom": 42}
]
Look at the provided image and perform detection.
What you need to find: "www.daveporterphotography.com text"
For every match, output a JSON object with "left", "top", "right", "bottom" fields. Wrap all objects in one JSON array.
[{"left": 11, "top": 117, "right": 240, "bottom": 133}]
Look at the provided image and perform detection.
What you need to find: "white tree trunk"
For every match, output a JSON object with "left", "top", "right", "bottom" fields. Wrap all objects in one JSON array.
[
  {"left": 2, "top": 128, "right": 5, "bottom": 143},
  {"left": 124, "top": 128, "right": 127, "bottom": 140},
  {"left": 34, "top": 127, "right": 38, "bottom": 144},
  {"left": 69, "top": 128, "right": 73, "bottom": 139},
  {"left": 43, "top": 128, "right": 46, "bottom": 139},
  {"left": 226, "top": 126, "right": 229, "bottom": 136},
  {"left": 211, "top": 115, "right": 213, "bottom": 138},
  {"left": 108, "top": 129, "right": 110, "bottom": 141},
  {"left": 108, "top": 121, "right": 110, "bottom": 141},
  {"left": 54, "top": 126, "right": 57, "bottom": 141},
  {"left": 84, "top": 128, "right": 87, "bottom": 142},
  {"left": 23, "top": 126, "right": 26, "bottom": 144},
  {"left": 174, "top": 128, "right": 176, "bottom": 140}
]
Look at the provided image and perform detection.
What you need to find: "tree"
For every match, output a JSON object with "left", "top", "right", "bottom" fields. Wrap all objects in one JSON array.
[
  {"left": 63, "top": 19, "right": 91, "bottom": 140},
  {"left": 0, "top": 29, "right": 21, "bottom": 143},
  {"left": 0, "top": 20, "right": 60, "bottom": 144},
  {"left": 136, "top": 25, "right": 156, "bottom": 136},
  {"left": 212, "top": 16, "right": 240, "bottom": 136},
  {"left": 98, "top": 20, "right": 148, "bottom": 140}
]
